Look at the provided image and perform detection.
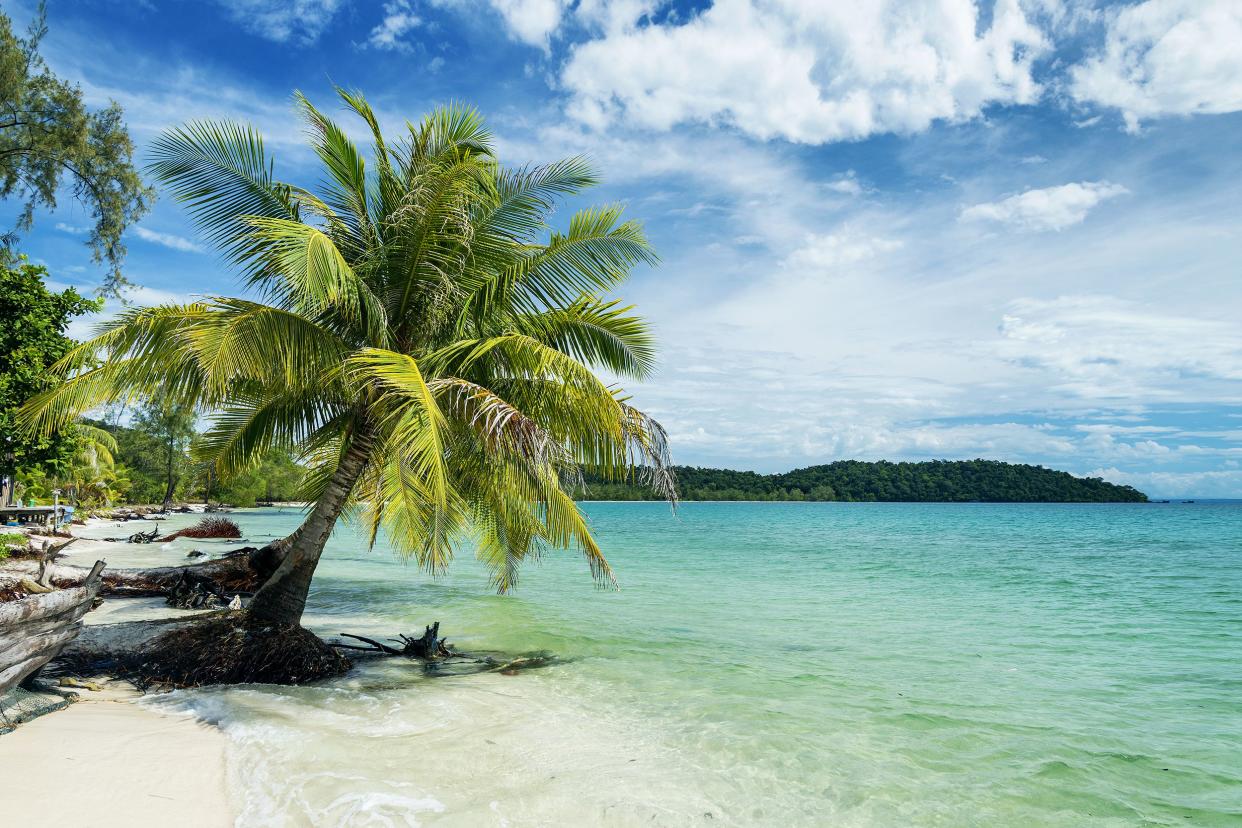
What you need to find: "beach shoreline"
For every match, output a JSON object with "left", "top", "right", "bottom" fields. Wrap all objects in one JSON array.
[{"left": 0, "top": 679, "right": 234, "bottom": 826}]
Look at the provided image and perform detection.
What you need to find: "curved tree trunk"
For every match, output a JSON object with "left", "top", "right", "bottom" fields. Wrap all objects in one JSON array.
[{"left": 246, "top": 428, "right": 373, "bottom": 626}]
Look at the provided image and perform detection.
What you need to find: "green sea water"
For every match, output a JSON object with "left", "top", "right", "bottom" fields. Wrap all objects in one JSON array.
[{"left": 132, "top": 502, "right": 1240, "bottom": 826}]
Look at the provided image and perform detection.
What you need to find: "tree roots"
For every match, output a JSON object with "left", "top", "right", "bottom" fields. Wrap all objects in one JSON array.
[{"left": 129, "top": 612, "right": 351, "bottom": 688}]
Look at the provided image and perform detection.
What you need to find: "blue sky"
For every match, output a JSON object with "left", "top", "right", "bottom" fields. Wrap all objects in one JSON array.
[{"left": 6, "top": 0, "right": 1242, "bottom": 495}]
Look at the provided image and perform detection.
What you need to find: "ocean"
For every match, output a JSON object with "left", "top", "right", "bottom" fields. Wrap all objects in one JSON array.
[{"left": 97, "top": 502, "right": 1241, "bottom": 826}]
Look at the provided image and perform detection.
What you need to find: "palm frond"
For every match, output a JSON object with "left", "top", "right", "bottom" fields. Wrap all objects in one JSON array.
[
  {"left": 513, "top": 298, "right": 657, "bottom": 379},
  {"left": 147, "top": 121, "right": 298, "bottom": 276}
]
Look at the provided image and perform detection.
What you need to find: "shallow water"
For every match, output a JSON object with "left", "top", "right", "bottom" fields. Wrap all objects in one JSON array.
[{"left": 133, "top": 502, "right": 1240, "bottom": 826}]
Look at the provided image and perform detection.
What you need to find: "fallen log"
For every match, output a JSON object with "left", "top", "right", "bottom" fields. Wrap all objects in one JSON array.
[
  {"left": 42, "top": 547, "right": 276, "bottom": 598},
  {"left": 0, "top": 560, "right": 106, "bottom": 694}
]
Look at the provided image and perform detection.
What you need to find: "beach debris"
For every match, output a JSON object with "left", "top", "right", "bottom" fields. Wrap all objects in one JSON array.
[
  {"left": 104, "top": 526, "right": 160, "bottom": 544},
  {"left": 156, "top": 517, "right": 242, "bottom": 543},
  {"left": 57, "top": 676, "right": 101, "bottom": 692},
  {"left": 491, "top": 654, "right": 558, "bottom": 675},
  {"left": 125, "top": 613, "right": 352, "bottom": 688},
  {"left": 0, "top": 684, "right": 76, "bottom": 733},
  {"left": 0, "top": 560, "right": 107, "bottom": 696},
  {"left": 334, "top": 623, "right": 452, "bottom": 660},
  {"left": 165, "top": 569, "right": 229, "bottom": 610},
  {"left": 17, "top": 577, "right": 54, "bottom": 594},
  {"left": 42, "top": 546, "right": 274, "bottom": 600},
  {"left": 327, "top": 626, "right": 561, "bottom": 677},
  {"left": 186, "top": 550, "right": 206, "bottom": 558},
  {"left": 228, "top": 595, "right": 242, "bottom": 610}
]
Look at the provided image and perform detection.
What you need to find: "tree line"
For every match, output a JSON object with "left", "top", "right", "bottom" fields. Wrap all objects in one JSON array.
[{"left": 583, "top": 459, "right": 1148, "bottom": 503}]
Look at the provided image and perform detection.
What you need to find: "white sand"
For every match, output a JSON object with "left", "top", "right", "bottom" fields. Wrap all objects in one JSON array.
[
  {"left": 0, "top": 682, "right": 235, "bottom": 827},
  {"left": 1, "top": 520, "right": 237, "bottom": 826}
]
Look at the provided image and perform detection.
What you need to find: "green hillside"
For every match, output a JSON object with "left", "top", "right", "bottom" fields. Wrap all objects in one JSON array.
[{"left": 582, "top": 459, "right": 1148, "bottom": 503}]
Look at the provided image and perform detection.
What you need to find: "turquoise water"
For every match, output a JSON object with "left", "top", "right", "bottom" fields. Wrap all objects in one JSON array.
[{"left": 143, "top": 502, "right": 1240, "bottom": 826}]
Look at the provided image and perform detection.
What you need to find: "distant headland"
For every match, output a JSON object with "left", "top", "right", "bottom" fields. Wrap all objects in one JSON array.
[{"left": 584, "top": 459, "right": 1148, "bottom": 503}]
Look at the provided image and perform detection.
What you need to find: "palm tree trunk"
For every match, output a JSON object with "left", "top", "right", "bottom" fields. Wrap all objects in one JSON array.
[{"left": 246, "top": 428, "right": 373, "bottom": 626}]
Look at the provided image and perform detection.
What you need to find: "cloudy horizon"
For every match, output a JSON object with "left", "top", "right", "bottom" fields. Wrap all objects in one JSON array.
[{"left": 6, "top": 0, "right": 1240, "bottom": 496}]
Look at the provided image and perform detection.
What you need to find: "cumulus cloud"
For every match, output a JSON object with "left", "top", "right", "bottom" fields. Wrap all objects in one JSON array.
[
  {"left": 1070, "top": 0, "right": 1242, "bottom": 132},
  {"left": 214, "top": 0, "right": 343, "bottom": 44},
  {"left": 368, "top": 1, "right": 422, "bottom": 51},
  {"left": 132, "top": 227, "right": 204, "bottom": 254},
  {"left": 55, "top": 222, "right": 88, "bottom": 235},
  {"left": 960, "top": 181, "right": 1128, "bottom": 231},
  {"left": 429, "top": 0, "right": 569, "bottom": 48},
  {"left": 561, "top": 0, "right": 1049, "bottom": 143}
]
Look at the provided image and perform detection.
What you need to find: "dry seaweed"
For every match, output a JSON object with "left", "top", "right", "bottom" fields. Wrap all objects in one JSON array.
[{"left": 156, "top": 517, "right": 243, "bottom": 543}]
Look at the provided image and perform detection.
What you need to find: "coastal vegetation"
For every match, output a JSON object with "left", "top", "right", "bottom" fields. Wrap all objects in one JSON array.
[
  {"left": 19, "top": 89, "right": 672, "bottom": 682},
  {"left": 584, "top": 459, "right": 1148, "bottom": 503},
  {"left": 0, "top": 3, "right": 152, "bottom": 296},
  {"left": 0, "top": 258, "right": 103, "bottom": 499}
]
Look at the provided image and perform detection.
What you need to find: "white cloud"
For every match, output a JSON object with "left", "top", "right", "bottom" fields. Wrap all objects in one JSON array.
[
  {"left": 825, "top": 172, "right": 863, "bottom": 196},
  {"left": 61, "top": 284, "right": 194, "bottom": 343},
  {"left": 486, "top": 0, "right": 571, "bottom": 48},
  {"left": 1087, "top": 466, "right": 1242, "bottom": 498},
  {"left": 784, "top": 232, "right": 901, "bottom": 272},
  {"left": 960, "top": 181, "right": 1128, "bottom": 231},
  {"left": 214, "top": 0, "right": 343, "bottom": 44},
  {"left": 49, "top": 42, "right": 309, "bottom": 156},
  {"left": 429, "top": 0, "right": 569, "bottom": 49},
  {"left": 994, "top": 295, "right": 1242, "bottom": 398},
  {"left": 368, "top": 1, "right": 422, "bottom": 52},
  {"left": 574, "top": 0, "right": 658, "bottom": 34},
  {"left": 55, "top": 222, "right": 88, "bottom": 235},
  {"left": 561, "top": 0, "right": 1049, "bottom": 144},
  {"left": 1070, "top": 0, "right": 1242, "bottom": 132},
  {"left": 132, "top": 227, "right": 204, "bottom": 254}
]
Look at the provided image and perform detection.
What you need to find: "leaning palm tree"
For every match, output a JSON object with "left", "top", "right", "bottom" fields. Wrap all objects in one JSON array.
[{"left": 23, "top": 90, "right": 674, "bottom": 643}]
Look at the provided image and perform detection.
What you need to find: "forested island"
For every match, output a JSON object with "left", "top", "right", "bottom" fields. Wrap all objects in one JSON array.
[{"left": 583, "top": 460, "right": 1148, "bottom": 503}]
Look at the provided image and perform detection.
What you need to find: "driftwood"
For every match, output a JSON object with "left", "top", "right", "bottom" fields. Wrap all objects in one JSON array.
[
  {"left": 165, "top": 568, "right": 235, "bottom": 609},
  {"left": 328, "top": 624, "right": 559, "bottom": 676},
  {"left": 0, "top": 560, "right": 106, "bottom": 694},
  {"left": 336, "top": 623, "right": 451, "bottom": 659},
  {"left": 44, "top": 546, "right": 274, "bottom": 598},
  {"left": 104, "top": 527, "right": 159, "bottom": 544},
  {"left": 36, "top": 538, "right": 76, "bottom": 586}
]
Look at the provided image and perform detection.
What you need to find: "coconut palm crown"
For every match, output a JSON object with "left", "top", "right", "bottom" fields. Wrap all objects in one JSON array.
[{"left": 22, "top": 89, "right": 675, "bottom": 624}]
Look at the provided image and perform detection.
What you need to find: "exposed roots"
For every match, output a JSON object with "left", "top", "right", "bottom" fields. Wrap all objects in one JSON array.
[{"left": 129, "top": 612, "right": 351, "bottom": 688}]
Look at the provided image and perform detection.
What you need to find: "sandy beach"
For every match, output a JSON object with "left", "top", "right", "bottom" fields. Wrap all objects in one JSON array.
[
  {"left": 0, "top": 680, "right": 234, "bottom": 826},
  {"left": 2, "top": 517, "right": 236, "bottom": 826}
]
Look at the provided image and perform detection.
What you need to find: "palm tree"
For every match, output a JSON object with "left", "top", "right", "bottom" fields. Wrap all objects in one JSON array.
[
  {"left": 23, "top": 90, "right": 674, "bottom": 629},
  {"left": 64, "top": 423, "right": 121, "bottom": 506}
]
